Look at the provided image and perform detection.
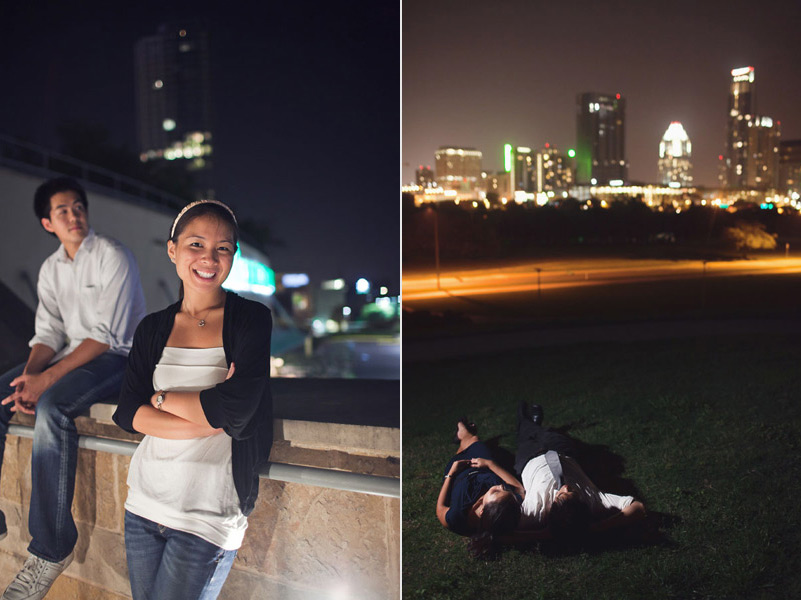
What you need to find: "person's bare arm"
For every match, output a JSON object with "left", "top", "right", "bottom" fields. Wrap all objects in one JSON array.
[
  {"left": 132, "top": 405, "right": 221, "bottom": 439},
  {"left": 436, "top": 459, "right": 470, "bottom": 528},
  {"left": 590, "top": 500, "right": 646, "bottom": 534},
  {"left": 470, "top": 457, "right": 526, "bottom": 499}
]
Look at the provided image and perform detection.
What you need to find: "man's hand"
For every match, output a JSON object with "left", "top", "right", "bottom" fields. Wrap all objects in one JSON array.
[
  {"left": 470, "top": 457, "right": 492, "bottom": 469},
  {"left": 2, "top": 372, "right": 54, "bottom": 415}
]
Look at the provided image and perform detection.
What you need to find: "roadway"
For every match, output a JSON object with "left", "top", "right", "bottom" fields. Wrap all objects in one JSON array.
[{"left": 403, "top": 257, "right": 801, "bottom": 303}]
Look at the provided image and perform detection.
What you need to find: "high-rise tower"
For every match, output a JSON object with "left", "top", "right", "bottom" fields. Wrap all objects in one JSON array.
[
  {"left": 576, "top": 92, "right": 627, "bottom": 185},
  {"left": 658, "top": 122, "right": 692, "bottom": 187},
  {"left": 434, "top": 146, "right": 482, "bottom": 191},
  {"left": 725, "top": 66, "right": 755, "bottom": 188},
  {"left": 135, "top": 24, "right": 214, "bottom": 197}
]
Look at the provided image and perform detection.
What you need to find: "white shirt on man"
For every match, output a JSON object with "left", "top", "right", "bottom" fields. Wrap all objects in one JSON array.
[
  {"left": 518, "top": 454, "right": 634, "bottom": 530},
  {"left": 29, "top": 229, "right": 146, "bottom": 362}
]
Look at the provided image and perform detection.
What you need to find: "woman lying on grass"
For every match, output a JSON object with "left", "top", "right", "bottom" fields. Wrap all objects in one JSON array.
[{"left": 437, "top": 404, "right": 646, "bottom": 557}]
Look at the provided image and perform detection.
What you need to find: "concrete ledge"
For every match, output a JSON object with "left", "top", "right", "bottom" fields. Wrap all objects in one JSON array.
[{"left": 0, "top": 377, "right": 400, "bottom": 599}]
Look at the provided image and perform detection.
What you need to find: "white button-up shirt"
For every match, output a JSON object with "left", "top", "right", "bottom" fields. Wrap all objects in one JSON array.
[{"left": 29, "top": 229, "right": 147, "bottom": 362}]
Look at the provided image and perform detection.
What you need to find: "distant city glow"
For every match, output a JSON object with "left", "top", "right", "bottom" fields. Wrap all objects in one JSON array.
[
  {"left": 281, "top": 273, "right": 309, "bottom": 288},
  {"left": 162, "top": 118, "right": 176, "bottom": 131},
  {"left": 321, "top": 278, "right": 345, "bottom": 291}
]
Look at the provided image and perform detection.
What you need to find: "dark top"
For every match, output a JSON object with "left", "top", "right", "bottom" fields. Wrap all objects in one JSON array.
[
  {"left": 444, "top": 441, "right": 504, "bottom": 536},
  {"left": 112, "top": 291, "right": 273, "bottom": 516}
]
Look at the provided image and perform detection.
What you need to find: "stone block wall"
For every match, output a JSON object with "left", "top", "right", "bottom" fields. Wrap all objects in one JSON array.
[{"left": 0, "top": 415, "right": 399, "bottom": 599}]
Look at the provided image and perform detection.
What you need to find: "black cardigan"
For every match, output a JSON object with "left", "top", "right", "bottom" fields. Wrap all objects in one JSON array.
[{"left": 112, "top": 291, "right": 273, "bottom": 516}]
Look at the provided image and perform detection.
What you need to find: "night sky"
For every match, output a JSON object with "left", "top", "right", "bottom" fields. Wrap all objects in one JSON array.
[
  {"left": 403, "top": 0, "right": 801, "bottom": 188},
  {"left": 0, "top": 1, "right": 399, "bottom": 287}
]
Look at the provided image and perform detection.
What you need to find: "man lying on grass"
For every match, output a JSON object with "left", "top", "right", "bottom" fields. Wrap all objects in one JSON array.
[{"left": 436, "top": 403, "right": 646, "bottom": 556}]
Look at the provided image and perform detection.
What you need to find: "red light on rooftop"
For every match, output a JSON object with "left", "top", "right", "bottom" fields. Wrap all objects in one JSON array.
[
  {"left": 545, "top": 142, "right": 550, "bottom": 148},
  {"left": 616, "top": 93, "right": 621, "bottom": 99},
  {"left": 718, "top": 155, "right": 723, "bottom": 160}
]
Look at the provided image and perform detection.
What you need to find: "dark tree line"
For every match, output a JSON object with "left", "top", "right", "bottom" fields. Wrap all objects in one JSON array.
[{"left": 403, "top": 194, "right": 801, "bottom": 265}]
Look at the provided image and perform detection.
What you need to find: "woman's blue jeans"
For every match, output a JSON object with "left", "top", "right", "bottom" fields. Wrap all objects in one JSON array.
[
  {"left": 0, "top": 352, "right": 127, "bottom": 562},
  {"left": 124, "top": 511, "right": 237, "bottom": 600}
]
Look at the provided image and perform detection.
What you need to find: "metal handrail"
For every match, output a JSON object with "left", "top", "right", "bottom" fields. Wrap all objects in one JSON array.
[
  {"left": 8, "top": 424, "right": 399, "bottom": 499},
  {"left": 0, "top": 132, "right": 186, "bottom": 211}
]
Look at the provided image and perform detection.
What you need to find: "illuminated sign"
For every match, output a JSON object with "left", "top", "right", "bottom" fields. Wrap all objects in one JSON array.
[
  {"left": 504, "top": 144, "right": 512, "bottom": 172},
  {"left": 223, "top": 248, "right": 275, "bottom": 296}
]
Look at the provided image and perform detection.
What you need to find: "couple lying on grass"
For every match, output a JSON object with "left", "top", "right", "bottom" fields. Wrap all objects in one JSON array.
[{"left": 436, "top": 403, "right": 646, "bottom": 556}]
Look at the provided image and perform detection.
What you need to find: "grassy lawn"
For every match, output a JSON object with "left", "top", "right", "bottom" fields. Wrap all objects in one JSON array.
[{"left": 403, "top": 334, "right": 801, "bottom": 599}]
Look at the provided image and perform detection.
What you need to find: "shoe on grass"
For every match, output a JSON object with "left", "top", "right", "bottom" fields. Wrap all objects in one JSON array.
[
  {"left": 530, "top": 403, "right": 544, "bottom": 426},
  {"left": 2, "top": 553, "right": 73, "bottom": 600}
]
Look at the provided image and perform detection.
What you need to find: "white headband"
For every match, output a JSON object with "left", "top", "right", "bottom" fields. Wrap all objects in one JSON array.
[{"left": 170, "top": 200, "right": 238, "bottom": 239}]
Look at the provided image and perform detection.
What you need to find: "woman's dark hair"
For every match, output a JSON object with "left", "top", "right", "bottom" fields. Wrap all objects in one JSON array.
[
  {"left": 33, "top": 177, "right": 88, "bottom": 222},
  {"left": 169, "top": 201, "right": 239, "bottom": 247},
  {"left": 467, "top": 491, "right": 521, "bottom": 559},
  {"left": 548, "top": 494, "right": 592, "bottom": 541}
]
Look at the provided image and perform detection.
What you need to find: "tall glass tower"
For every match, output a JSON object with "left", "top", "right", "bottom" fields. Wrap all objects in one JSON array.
[
  {"left": 725, "top": 66, "right": 755, "bottom": 189},
  {"left": 135, "top": 24, "right": 214, "bottom": 197},
  {"left": 575, "top": 92, "right": 628, "bottom": 185}
]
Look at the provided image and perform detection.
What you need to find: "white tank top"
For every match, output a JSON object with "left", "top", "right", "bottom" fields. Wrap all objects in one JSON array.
[{"left": 125, "top": 346, "right": 248, "bottom": 550}]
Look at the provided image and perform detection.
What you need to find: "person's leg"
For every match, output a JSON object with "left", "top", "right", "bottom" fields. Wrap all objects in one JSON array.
[
  {"left": 443, "top": 439, "right": 493, "bottom": 476},
  {"left": 151, "top": 528, "right": 237, "bottom": 600},
  {"left": 27, "top": 352, "right": 127, "bottom": 562},
  {"left": 124, "top": 511, "right": 166, "bottom": 600}
]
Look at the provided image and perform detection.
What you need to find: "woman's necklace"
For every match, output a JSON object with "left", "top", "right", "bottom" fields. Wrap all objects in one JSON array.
[{"left": 183, "top": 304, "right": 214, "bottom": 327}]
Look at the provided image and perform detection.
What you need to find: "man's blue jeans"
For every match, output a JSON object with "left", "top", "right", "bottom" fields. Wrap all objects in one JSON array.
[
  {"left": 0, "top": 352, "right": 127, "bottom": 562},
  {"left": 124, "top": 511, "right": 237, "bottom": 600}
]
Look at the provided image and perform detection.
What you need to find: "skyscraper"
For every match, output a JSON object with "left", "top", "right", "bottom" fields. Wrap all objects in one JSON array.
[
  {"left": 536, "top": 144, "right": 573, "bottom": 192},
  {"left": 723, "top": 66, "right": 781, "bottom": 190},
  {"left": 746, "top": 117, "right": 780, "bottom": 189},
  {"left": 724, "top": 66, "right": 755, "bottom": 188},
  {"left": 576, "top": 92, "right": 627, "bottom": 185},
  {"left": 779, "top": 140, "right": 801, "bottom": 196},
  {"left": 135, "top": 24, "right": 214, "bottom": 197},
  {"left": 658, "top": 122, "right": 693, "bottom": 187},
  {"left": 434, "top": 146, "right": 482, "bottom": 191}
]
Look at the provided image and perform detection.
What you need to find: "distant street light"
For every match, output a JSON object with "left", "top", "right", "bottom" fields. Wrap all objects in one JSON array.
[{"left": 428, "top": 204, "right": 441, "bottom": 290}]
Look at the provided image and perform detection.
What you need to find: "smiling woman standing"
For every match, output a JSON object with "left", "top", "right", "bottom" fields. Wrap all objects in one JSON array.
[{"left": 112, "top": 200, "right": 273, "bottom": 600}]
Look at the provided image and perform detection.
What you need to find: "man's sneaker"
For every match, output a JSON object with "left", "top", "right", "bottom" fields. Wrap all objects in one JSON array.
[
  {"left": 0, "top": 511, "right": 6, "bottom": 542},
  {"left": 2, "top": 553, "right": 73, "bottom": 600}
]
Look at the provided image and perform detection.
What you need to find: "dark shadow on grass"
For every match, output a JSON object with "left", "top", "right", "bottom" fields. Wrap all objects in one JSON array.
[{"left": 535, "top": 510, "right": 681, "bottom": 558}]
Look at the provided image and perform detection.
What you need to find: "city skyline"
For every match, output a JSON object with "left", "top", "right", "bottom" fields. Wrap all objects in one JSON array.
[{"left": 403, "top": 0, "right": 801, "bottom": 188}]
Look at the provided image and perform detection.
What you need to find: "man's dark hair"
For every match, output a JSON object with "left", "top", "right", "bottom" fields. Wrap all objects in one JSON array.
[
  {"left": 548, "top": 494, "right": 592, "bottom": 541},
  {"left": 33, "top": 177, "right": 88, "bottom": 222}
]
